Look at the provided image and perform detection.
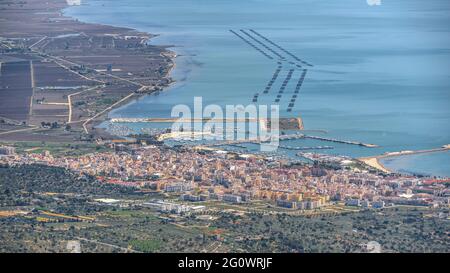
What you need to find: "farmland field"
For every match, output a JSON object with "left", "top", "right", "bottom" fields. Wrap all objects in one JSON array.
[{"left": 0, "top": 61, "right": 32, "bottom": 121}]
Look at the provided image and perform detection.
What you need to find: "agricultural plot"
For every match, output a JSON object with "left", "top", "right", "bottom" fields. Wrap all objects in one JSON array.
[
  {"left": 33, "top": 61, "right": 92, "bottom": 88},
  {"left": 0, "top": 60, "right": 32, "bottom": 121}
]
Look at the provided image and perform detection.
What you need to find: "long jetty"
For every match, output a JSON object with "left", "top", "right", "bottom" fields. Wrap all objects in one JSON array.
[
  {"left": 373, "top": 145, "right": 450, "bottom": 159},
  {"left": 278, "top": 145, "right": 334, "bottom": 151},
  {"left": 110, "top": 117, "right": 263, "bottom": 123},
  {"left": 157, "top": 130, "right": 378, "bottom": 151},
  {"left": 274, "top": 133, "right": 378, "bottom": 147},
  {"left": 208, "top": 141, "right": 332, "bottom": 151},
  {"left": 303, "top": 135, "right": 378, "bottom": 148}
]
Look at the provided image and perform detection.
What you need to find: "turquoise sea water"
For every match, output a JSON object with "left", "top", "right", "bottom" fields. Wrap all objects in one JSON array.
[
  {"left": 380, "top": 151, "right": 450, "bottom": 177},
  {"left": 65, "top": 0, "right": 450, "bottom": 177}
]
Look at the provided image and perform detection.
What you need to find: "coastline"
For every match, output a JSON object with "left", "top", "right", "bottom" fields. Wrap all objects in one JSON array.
[
  {"left": 61, "top": 1, "right": 178, "bottom": 134},
  {"left": 0, "top": 0, "right": 177, "bottom": 141},
  {"left": 62, "top": 0, "right": 183, "bottom": 120},
  {"left": 359, "top": 145, "right": 450, "bottom": 175},
  {"left": 358, "top": 157, "right": 392, "bottom": 174},
  {"left": 1, "top": 0, "right": 448, "bottom": 178},
  {"left": 61, "top": 0, "right": 449, "bottom": 178}
]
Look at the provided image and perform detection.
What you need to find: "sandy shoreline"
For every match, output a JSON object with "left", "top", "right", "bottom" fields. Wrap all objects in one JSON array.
[
  {"left": 358, "top": 157, "right": 392, "bottom": 173},
  {"left": 359, "top": 145, "right": 450, "bottom": 174}
]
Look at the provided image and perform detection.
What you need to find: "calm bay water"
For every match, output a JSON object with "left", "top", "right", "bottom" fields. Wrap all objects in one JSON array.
[{"left": 65, "top": 0, "right": 450, "bottom": 177}]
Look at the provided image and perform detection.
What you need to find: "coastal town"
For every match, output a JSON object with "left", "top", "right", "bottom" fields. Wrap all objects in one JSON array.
[
  {"left": 1, "top": 139, "right": 450, "bottom": 253},
  {"left": 0, "top": 0, "right": 449, "bottom": 254},
  {"left": 1, "top": 141, "right": 449, "bottom": 212}
]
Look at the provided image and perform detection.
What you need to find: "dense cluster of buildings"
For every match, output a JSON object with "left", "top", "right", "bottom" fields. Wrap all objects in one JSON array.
[{"left": 1, "top": 144, "right": 449, "bottom": 210}]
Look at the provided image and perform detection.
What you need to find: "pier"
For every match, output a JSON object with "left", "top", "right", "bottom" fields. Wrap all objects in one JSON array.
[
  {"left": 302, "top": 135, "right": 378, "bottom": 148},
  {"left": 278, "top": 145, "right": 334, "bottom": 151},
  {"left": 111, "top": 117, "right": 263, "bottom": 123},
  {"left": 274, "top": 133, "right": 378, "bottom": 147},
  {"left": 213, "top": 142, "right": 333, "bottom": 151},
  {"left": 157, "top": 130, "right": 379, "bottom": 154},
  {"left": 110, "top": 117, "right": 305, "bottom": 130},
  {"left": 376, "top": 145, "right": 450, "bottom": 158},
  {"left": 188, "top": 132, "right": 367, "bottom": 150}
]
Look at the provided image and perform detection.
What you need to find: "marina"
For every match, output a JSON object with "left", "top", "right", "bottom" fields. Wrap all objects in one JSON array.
[{"left": 161, "top": 132, "right": 378, "bottom": 151}]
